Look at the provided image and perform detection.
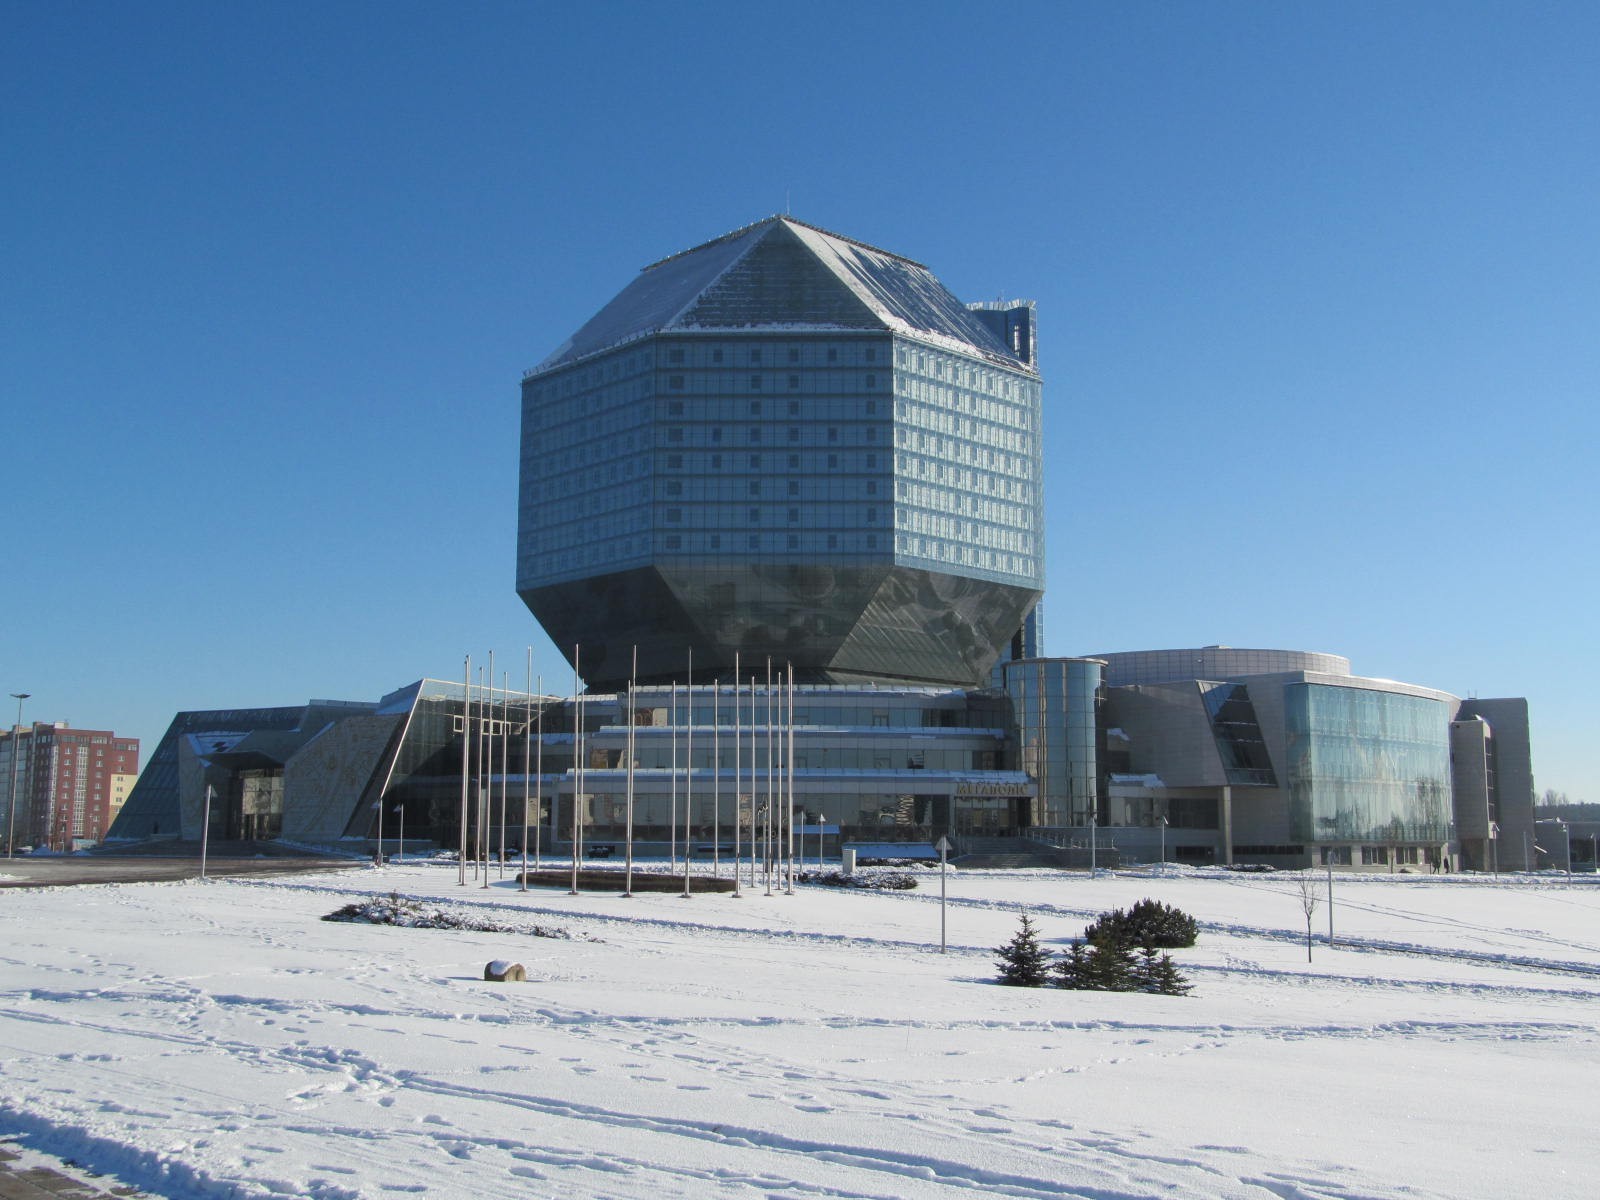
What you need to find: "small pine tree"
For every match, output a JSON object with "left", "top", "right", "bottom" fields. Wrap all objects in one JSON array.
[
  {"left": 1086, "top": 935, "right": 1141, "bottom": 992},
  {"left": 1054, "top": 939, "right": 1090, "bottom": 989},
  {"left": 1149, "top": 952, "right": 1193, "bottom": 996},
  {"left": 994, "top": 914, "right": 1052, "bottom": 987}
]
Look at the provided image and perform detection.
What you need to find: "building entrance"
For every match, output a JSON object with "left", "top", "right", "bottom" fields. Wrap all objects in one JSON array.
[{"left": 953, "top": 796, "right": 1029, "bottom": 839}]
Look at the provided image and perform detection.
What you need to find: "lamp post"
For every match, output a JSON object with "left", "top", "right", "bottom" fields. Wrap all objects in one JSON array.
[
  {"left": 1158, "top": 814, "right": 1168, "bottom": 874},
  {"left": 7, "top": 693, "right": 29, "bottom": 859}
]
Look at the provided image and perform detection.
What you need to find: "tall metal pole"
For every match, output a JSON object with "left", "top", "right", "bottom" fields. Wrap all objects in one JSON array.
[
  {"left": 625, "top": 646, "right": 636, "bottom": 897},
  {"left": 521, "top": 648, "right": 531, "bottom": 892},
  {"left": 499, "top": 670, "right": 510, "bottom": 879},
  {"left": 712, "top": 680, "right": 720, "bottom": 879},
  {"left": 534, "top": 675, "right": 543, "bottom": 870},
  {"left": 684, "top": 649, "right": 693, "bottom": 898},
  {"left": 200, "top": 783, "right": 213, "bottom": 880},
  {"left": 480, "top": 659, "right": 491, "bottom": 888},
  {"left": 1327, "top": 864, "right": 1335, "bottom": 947},
  {"left": 669, "top": 684, "right": 678, "bottom": 874},
  {"left": 570, "top": 646, "right": 581, "bottom": 895},
  {"left": 6, "top": 693, "right": 29, "bottom": 859},
  {"left": 764, "top": 659, "right": 774, "bottom": 897},
  {"left": 459, "top": 656, "right": 470, "bottom": 886},
  {"left": 785, "top": 663, "right": 795, "bottom": 896},
  {"left": 732, "top": 654, "right": 742, "bottom": 898}
]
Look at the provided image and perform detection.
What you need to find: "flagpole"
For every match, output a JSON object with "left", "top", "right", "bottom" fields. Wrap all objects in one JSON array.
[
  {"left": 459, "top": 655, "right": 470, "bottom": 887},
  {"left": 683, "top": 647, "right": 693, "bottom": 899},
  {"left": 625, "top": 644, "right": 637, "bottom": 898}
]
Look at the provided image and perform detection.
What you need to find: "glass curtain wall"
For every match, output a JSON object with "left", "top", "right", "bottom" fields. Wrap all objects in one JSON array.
[
  {"left": 1285, "top": 684, "right": 1452, "bottom": 844},
  {"left": 1001, "top": 658, "right": 1101, "bottom": 826}
]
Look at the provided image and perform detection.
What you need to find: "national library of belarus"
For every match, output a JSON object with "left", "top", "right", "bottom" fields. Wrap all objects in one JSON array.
[{"left": 109, "top": 218, "right": 1541, "bottom": 872}]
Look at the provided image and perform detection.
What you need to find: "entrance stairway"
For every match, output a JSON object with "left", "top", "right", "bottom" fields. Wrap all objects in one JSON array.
[{"left": 950, "top": 835, "right": 1075, "bottom": 869}]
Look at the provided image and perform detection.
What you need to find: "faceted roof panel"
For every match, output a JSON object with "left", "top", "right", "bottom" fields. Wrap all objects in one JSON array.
[{"left": 532, "top": 217, "right": 1029, "bottom": 372}]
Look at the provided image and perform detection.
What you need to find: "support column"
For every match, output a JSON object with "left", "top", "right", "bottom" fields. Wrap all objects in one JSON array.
[{"left": 1220, "top": 785, "right": 1233, "bottom": 867}]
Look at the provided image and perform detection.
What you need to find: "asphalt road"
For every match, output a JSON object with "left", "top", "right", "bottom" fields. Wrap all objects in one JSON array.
[{"left": 0, "top": 856, "right": 362, "bottom": 888}]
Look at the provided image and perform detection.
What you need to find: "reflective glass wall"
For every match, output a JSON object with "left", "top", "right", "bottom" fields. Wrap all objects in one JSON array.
[
  {"left": 1000, "top": 658, "right": 1101, "bottom": 826},
  {"left": 1285, "top": 684, "right": 1452, "bottom": 843}
]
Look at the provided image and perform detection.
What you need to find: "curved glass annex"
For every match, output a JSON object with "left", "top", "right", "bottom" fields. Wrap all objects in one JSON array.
[{"left": 1285, "top": 684, "right": 1452, "bottom": 843}]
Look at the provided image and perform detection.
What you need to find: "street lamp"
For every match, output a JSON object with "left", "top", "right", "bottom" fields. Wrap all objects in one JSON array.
[{"left": 7, "top": 693, "right": 29, "bottom": 859}]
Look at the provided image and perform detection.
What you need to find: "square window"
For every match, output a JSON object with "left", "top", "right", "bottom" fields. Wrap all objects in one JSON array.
[
  {"left": 668, "top": 454, "right": 683, "bottom": 468},
  {"left": 748, "top": 508, "right": 760, "bottom": 523},
  {"left": 750, "top": 349, "right": 762, "bottom": 364},
  {"left": 748, "top": 427, "right": 762, "bottom": 443},
  {"left": 669, "top": 376, "right": 684, "bottom": 390},
  {"left": 666, "top": 508, "right": 682, "bottom": 522},
  {"left": 710, "top": 534, "right": 721, "bottom": 549},
  {"left": 666, "top": 534, "right": 681, "bottom": 549},
  {"left": 711, "top": 427, "right": 723, "bottom": 443},
  {"left": 865, "top": 374, "right": 876, "bottom": 388},
  {"left": 787, "top": 533, "right": 799, "bottom": 549},
  {"left": 787, "top": 507, "right": 799, "bottom": 523},
  {"left": 866, "top": 481, "right": 877, "bottom": 494},
  {"left": 749, "top": 480, "right": 761, "bottom": 496},
  {"left": 748, "top": 534, "right": 759, "bottom": 550},
  {"left": 750, "top": 399, "right": 762, "bottom": 414},
  {"left": 827, "top": 348, "right": 838, "bottom": 363},
  {"left": 668, "top": 400, "right": 684, "bottom": 414},
  {"left": 669, "top": 349, "right": 685, "bottom": 364},
  {"left": 788, "top": 427, "right": 799, "bottom": 442},
  {"left": 866, "top": 399, "right": 876, "bottom": 413},
  {"left": 711, "top": 453, "right": 722, "bottom": 468},
  {"left": 827, "top": 454, "right": 838, "bottom": 468},
  {"left": 787, "top": 481, "right": 799, "bottom": 496},
  {"left": 866, "top": 507, "right": 877, "bottom": 522},
  {"left": 788, "top": 374, "right": 800, "bottom": 389},
  {"left": 865, "top": 347, "right": 876, "bottom": 362},
  {"left": 749, "top": 454, "right": 761, "bottom": 468},
  {"left": 788, "top": 348, "right": 800, "bottom": 363},
  {"left": 828, "top": 427, "right": 838, "bottom": 442},
  {"left": 788, "top": 454, "right": 799, "bottom": 468},
  {"left": 827, "top": 534, "right": 839, "bottom": 549},
  {"left": 712, "top": 348, "right": 724, "bottom": 363},
  {"left": 750, "top": 376, "right": 763, "bottom": 390},
  {"left": 666, "top": 481, "right": 682, "bottom": 495},
  {"left": 668, "top": 428, "right": 684, "bottom": 443},
  {"left": 788, "top": 400, "right": 799, "bottom": 415}
]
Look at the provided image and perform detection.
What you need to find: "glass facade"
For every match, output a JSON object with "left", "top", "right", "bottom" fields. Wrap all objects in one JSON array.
[
  {"left": 1285, "top": 684, "right": 1452, "bottom": 844},
  {"left": 1000, "top": 659, "right": 1101, "bottom": 827},
  {"left": 517, "top": 218, "right": 1042, "bottom": 691},
  {"left": 1200, "top": 683, "right": 1277, "bottom": 786}
]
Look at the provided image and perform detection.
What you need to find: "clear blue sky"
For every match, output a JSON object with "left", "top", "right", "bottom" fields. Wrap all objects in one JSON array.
[{"left": 5, "top": 2, "right": 1596, "bottom": 801}]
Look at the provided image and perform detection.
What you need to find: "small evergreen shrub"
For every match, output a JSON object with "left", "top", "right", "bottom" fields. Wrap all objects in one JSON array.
[
  {"left": 994, "top": 915, "right": 1052, "bottom": 987},
  {"left": 1083, "top": 898, "right": 1198, "bottom": 949}
]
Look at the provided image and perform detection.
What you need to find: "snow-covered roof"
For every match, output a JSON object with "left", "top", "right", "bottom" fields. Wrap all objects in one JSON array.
[{"left": 530, "top": 216, "right": 1032, "bottom": 374}]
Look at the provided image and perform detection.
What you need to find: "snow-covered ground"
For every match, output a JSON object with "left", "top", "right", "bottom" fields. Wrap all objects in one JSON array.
[{"left": 2, "top": 861, "right": 1596, "bottom": 1199}]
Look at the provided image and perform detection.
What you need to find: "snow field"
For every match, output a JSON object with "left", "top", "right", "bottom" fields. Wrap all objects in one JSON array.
[{"left": 1, "top": 863, "right": 1596, "bottom": 1199}]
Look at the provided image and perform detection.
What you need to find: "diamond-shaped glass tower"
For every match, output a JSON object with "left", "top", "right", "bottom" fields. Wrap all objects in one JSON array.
[{"left": 518, "top": 217, "right": 1043, "bottom": 690}]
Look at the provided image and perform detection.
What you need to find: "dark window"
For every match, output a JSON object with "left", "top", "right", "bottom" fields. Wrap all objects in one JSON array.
[
  {"left": 712, "top": 348, "right": 724, "bottom": 363},
  {"left": 667, "top": 454, "right": 683, "bottom": 468},
  {"left": 669, "top": 377, "right": 684, "bottom": 391},
  {"left": 668, "top": 400, "right": 684, "bottom": 414},
  {"left": 865, "top": 374, "right": 876, "bottom": 388},
  {"left": 788, "top": 374, "right": 800, "bottom": 389},
  {"left": 788, "top": 348, "right": 800, "bottom": 364},
  {"left": 750, "top": 376, "right": 762, "bottom": 390},
  {"left": 827, "top": 348, "right": 838, "bottom": 363},
  {"left": 668, "top": 428, "right": 684, "bottom": 443},
  {"left": 865, "top": 347, "right": 876, "bottom": 362},
  {"left": 669, "top": 349, "right": 685, "bottom": 364},
  {"left": 750, "top": 349, "right": 762, "bottom": 364}
]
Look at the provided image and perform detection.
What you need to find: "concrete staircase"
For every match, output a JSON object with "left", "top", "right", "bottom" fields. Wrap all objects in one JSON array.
[{"left": 951, "top": 836, "right": 1075, "bottom": 869}]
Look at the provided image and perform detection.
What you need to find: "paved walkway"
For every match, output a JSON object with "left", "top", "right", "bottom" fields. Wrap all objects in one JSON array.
[{"left": 0, "top": 1144, "right": 146, "bottom": 1199}]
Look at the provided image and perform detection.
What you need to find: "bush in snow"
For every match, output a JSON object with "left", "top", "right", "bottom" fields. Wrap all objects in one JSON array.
[
  {"left": 324, "top": 893, "right": 572, "bottom": 939},
  {"left": 797, "top": 868, "right": 918, "bottom": 890},
  {"left": 1083, "top": 899, "right": 1198, "bottom": 950}
]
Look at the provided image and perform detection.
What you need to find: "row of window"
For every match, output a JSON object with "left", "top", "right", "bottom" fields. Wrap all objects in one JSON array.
[
  {"left": 664, "top": 479, "right": 880, "bottom": 499},
  {"left": 665, "top": 424, "right": 881, "bottom": 446},
  {"left": 666, "top": 372, "right": 881, "bottom": 392},
  {"left": 667, "top": 343, "right": 882, "bottom": 367}
]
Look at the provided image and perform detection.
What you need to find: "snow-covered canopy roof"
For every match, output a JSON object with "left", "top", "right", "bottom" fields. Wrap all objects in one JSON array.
[{"left": 531, "top": 217, "right": 1031, "bottom": 374}]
